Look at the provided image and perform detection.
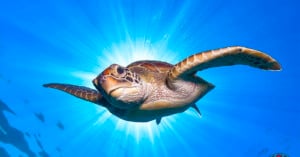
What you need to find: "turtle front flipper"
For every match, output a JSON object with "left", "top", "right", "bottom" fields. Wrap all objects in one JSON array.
[
  {"left": 43, "top": 83, "right": 108, "bottom": 106},
  {"left": 168, "top": 46, "right": 281, "bottom": 81}
]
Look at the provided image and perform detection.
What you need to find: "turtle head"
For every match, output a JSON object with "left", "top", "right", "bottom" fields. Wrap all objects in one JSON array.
[{"left": 93, "top": 64, "right": 146, "bottom": 109}]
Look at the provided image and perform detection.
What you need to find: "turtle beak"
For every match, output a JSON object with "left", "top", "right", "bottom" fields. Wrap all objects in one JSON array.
[
  {"left": 92, "top": 78, "right": 98, "bottom": 87},
  {"left": 92, "top": 75, "right": 104, "bottom": 92},
  {"left": 93, "top": 64, "right": 132, "bottom": 96}
]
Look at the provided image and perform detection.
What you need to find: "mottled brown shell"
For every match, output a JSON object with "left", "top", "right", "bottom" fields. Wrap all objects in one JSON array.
[
  {"left": 127, "top": 60, "right": 173, "bottom": 73},
  {"left": 126, "top": 60, "right": 173, "bottom": 84}
]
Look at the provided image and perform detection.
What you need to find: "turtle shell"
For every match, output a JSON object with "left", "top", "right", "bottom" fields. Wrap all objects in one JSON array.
[
  {"left": 126, "top": 60, "right": 173, "bottom": 83},
  {"left": 127, "top": 60, "right": 173, "bottom": 72}
]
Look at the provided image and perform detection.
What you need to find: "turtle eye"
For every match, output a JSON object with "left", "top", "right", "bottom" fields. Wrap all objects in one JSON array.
[{"left": 116, "top": 66, "right": 125, "bottom": 74}]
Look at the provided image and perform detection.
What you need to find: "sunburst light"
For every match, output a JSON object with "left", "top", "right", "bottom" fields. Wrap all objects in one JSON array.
[{"left": 57, "top": 1, "right": 202, "bottom": 154}]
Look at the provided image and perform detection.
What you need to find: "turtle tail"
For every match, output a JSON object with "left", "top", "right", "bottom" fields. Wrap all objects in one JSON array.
[{"left": 43, "top": 83, "right": 109, "bottom": 106}]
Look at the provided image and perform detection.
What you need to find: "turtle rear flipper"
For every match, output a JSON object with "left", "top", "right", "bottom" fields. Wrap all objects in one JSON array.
[
  {"left": 43, "top": 83, "right": 109, "bottom": 106},
  {"left": 168, "top": 46, "right": 281, "bottom": 81},
  {"left": 191, "top": 104, "right": 202, "bottom": 118},
  {"left": 156, "top": 117, "right": 162, "bottom": 125}
]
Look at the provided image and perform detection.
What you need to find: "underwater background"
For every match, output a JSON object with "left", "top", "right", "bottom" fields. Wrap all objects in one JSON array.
[{"left": 0, "top": 0, "right": 299, "bottom": 156}]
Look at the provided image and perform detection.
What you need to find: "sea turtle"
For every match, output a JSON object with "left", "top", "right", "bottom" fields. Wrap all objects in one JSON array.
[{"left": 44, "top": 46, "right": 281, "bottom": 124}]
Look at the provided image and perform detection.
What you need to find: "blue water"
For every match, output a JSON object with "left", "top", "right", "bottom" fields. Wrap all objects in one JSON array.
[{"left": 1, "top": 0, "right": 299, "bottom": 157}]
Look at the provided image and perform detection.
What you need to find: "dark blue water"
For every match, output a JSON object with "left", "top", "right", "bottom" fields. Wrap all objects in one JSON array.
[{"left": 0, "top": 0, "right": 299, "bottom": 157}]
